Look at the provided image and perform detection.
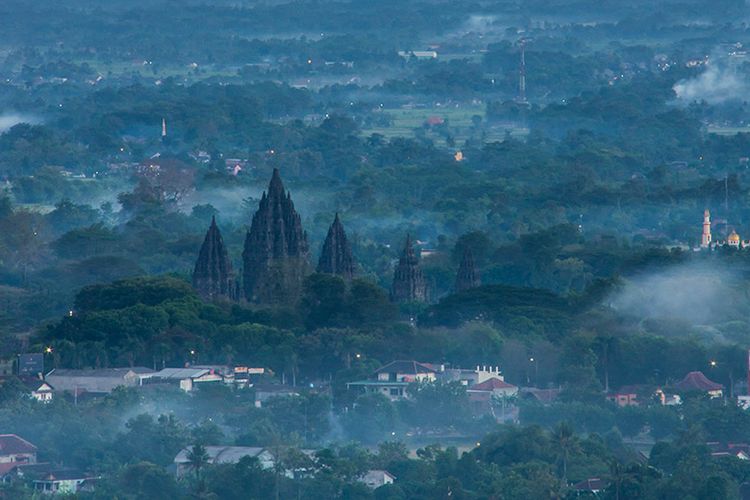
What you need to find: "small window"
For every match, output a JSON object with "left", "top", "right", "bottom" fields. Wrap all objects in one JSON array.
[{"left": 389, "top": 388, "right": 400, "bottom": 396}]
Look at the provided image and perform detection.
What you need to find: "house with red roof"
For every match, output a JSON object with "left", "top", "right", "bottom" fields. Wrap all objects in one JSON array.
[
  {"left": 467, "top": 377, "right": 519, "bottom": 420},
  {"left": 0, "top": 435, "right": 37, "bottom": 466},
  {"left": 673, "top": 371, "right": 724, "bottom": 398},
  {"left": 467, "top": 377, "right": 519, "bottom": 398},
  {"left": 572, "top": 478, "right": 606, "bottom": 495}
]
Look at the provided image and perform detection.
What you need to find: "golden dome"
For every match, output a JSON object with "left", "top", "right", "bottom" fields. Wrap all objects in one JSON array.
[{"left": 729, "top": 230, "right": 741, "bottom": 243}]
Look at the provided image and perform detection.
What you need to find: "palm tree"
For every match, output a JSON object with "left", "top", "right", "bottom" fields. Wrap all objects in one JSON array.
[
  {"left": 552, "top": 422, "right": 579, "bottom": 489},
  {"left": 186, "top": 443, "right": 210, "bottom": 489}
]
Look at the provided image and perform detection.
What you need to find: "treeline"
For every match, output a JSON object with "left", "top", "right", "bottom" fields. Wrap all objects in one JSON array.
[{"left": 1, "top": 383, "right": 750, "bottom": 499}]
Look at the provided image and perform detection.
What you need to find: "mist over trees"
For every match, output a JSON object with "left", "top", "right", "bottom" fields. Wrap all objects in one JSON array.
[{"left": 3, "top": 0, "right": 750, "bottom": 498}]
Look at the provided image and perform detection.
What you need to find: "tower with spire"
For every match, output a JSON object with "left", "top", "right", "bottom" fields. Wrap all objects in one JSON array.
[
  {"left": 192, "top": 216, "right": 237, "bottom": 300},
  {"left": 317, "top": 213, "right": 355, "bottom": 280},
  {"left": 390, "top": 235, "right": 427, "bottom": 303},
  {"left": 701, "top": 209, "right": 712, "bottom": 248},
  {"left": 161, "top": 117, "right": 167, "bottom": 139},
  {"left": 455, "top": 247, "right": 480, "bottom": 292},
  {"left": 242, "top": 168, "right": 310, "bottom": 304}
]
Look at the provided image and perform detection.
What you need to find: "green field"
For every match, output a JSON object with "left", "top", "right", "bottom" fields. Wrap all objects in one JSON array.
[
  {"left": 707, "top": 125, "right": 750, "bottom": 136},
  {"left": 362, "top": 105, "right": 528, "bottom": 148}
]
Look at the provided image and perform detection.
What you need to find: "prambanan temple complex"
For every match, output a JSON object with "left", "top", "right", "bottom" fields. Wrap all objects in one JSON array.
[
  {"left": 241, "top": 168, "right": 310, "bottom": 304},
  {"left": 192, "top": 168, "right": 479, "bottom": 305}
]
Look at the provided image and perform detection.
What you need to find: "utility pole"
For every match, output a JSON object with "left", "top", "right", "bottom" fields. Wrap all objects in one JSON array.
[{"left": 518, "top": 39, "right": 527, "bottom": 104}]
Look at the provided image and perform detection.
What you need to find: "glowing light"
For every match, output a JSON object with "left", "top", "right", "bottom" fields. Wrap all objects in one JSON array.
[{"left": 44, "top": 346, "right": 53, "bottom": 354}]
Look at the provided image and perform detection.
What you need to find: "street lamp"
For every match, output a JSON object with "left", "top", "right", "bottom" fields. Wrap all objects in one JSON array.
[{"left": 528, "top": 357, "right": 538, "bottom": 386}]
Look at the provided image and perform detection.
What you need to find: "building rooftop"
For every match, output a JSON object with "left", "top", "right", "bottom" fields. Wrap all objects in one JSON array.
[
  {"left": 674, "top": 371, "right": 723, "bottom": 392},
  {"left": 46, "top": 367, "right": 153, "bottom": 378},
  {"left": 0, "top": 434, "right": 37, "bottom": 455},
  {"left": 374, "top": 360, "right": 435, "bottom": 375},
  {"left": 470, "top": 377, "right": 517, "bottom": 391},
  {"left": 144, "top": 368, "right": 211, "bottom": 380},
  {"left": 174, "top": 446, "right": 265, "bottom": 464},
  {"left": 572, "top": 478, "right": 606, "bottom": 492},
  {"left": 347, "top": 380, "right": 409, "bottom": 387},
  {"left": 35, "top": 469, "right": 94, "bottom": 481}
]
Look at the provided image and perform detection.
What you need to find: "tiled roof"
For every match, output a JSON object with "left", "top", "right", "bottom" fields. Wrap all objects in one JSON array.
[
  {"left": 0, "top": 463, "right": 19, "bottom": 476},
  {"left": 471, "top": 377, "right": 517, "bottom": 391},
  {"left": 572, "top": 478, "right": 606, "bottom": 491},
  {"left": 0, "top": 434, "right": 37, "bottom": 455},
  {"left": 374, "top": 361, "right": 435, "bottom": 375},
  {"left": 674, "top": 371, "right": 723, "bottom": 392}
]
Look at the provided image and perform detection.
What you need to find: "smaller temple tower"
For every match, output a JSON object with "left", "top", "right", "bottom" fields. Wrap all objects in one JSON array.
[
  {"left": 192, "top": 216, "right": 237, "bottom": 301},
  {"left": 317, "top": 213, "right": 355, "bottom": 280},
  {"left": 455, "top": 247, "right": 480, "bottom": 292},
  {"left": 390, "top": 235, "right": 427, "bottom": 303},
  {"left": 701, "top": 209, "right": 712, "bottom": 248}
]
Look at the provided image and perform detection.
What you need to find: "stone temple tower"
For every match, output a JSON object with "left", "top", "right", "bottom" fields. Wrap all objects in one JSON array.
[
  {"left": 192, "top": 216, "right": 237, "bottom": 301},
  {"left": 317, "top": 213, "right": 355, "bottom": 281},
  {"left": 701, "top": 209, "right": 712, "bottom": 248},
  {"left": 390, "top": 235, "right": 427, "bottom": 303},
  {"left": 242, "top": 168, "right": 310, "bottom": 304},
  {"left": 455, "top": 247, "right": 480, "bottom": 292}
]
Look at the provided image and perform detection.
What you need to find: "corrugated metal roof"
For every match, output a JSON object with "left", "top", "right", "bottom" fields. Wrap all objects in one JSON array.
[{"left": 147, "top": 368, "right": 211, "bottom": 379}]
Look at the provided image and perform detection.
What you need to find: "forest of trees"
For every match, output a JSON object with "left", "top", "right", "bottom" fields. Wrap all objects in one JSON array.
[{"left": 3, "top": 0, "right": 750, "bottom": 497}]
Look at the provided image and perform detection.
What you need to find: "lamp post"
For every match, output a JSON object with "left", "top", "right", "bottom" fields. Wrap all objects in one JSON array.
[{"left": 528, "top": 357, "right": 538, "bottom": 386}]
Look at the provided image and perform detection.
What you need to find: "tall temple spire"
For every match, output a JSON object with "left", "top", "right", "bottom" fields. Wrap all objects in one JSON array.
[
  {"left": 242, "top": 168, "right": 310, "bottom": 304},
  {"left": 192, "top": 216, "right": 237, "bottom": 300},
  {"left": 161, "top": 117, "right": 167, "bottom": 138},
  {"left": 390, "top": 235, "right": 427, "bottom": 303},
  {"left": 701, "top": 209, "right": 712, "bottom": 248},
  {"left": 455, "top": 247, "right": 480, "bottom": 292},
  {"left": 317, "top": 213, "right": 355, "bottom": 280}
]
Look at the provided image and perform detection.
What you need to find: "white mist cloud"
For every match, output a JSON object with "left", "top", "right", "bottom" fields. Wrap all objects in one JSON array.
[
  {"left": 673, "top": 63, "right": 748, "bottom": 104},
  {"left": 0, "top": 113, "right": 39, "bottom": 133},
  {"left": 609, "top": 262, "right": 735, "bottom": 325},
  {"left": 462, "top": 15, "right": 499, "bottom": 33}
]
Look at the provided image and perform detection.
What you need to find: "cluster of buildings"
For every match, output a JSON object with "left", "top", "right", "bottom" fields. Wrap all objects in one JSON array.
[
  {"left": 347, "top": 360, "right": 520, "bottom": 419},
  {"left": 0, "top": 434, "right": 96, "bottom": 495},
  {"left": 699, "top": 209, "right": 750, "bottom": 249},
  {"left": 192, "top": 168, "right": 482, "bottom": 306},
  {"left": 606, "top": 370, "right": 725, "bottom": 408},
  {"left": 2, "top": 362, "right": 273, "bottom": 405}
]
